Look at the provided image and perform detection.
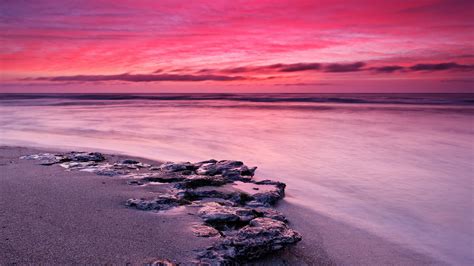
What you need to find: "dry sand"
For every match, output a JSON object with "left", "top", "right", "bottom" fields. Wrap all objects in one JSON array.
[{"left": 0, "top": 146, "right": 441, "bottom": 265}]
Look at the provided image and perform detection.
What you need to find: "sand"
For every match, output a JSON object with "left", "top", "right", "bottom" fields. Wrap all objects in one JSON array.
[{"left": 0, "top": 146, "right": 441, "bottom": 265}]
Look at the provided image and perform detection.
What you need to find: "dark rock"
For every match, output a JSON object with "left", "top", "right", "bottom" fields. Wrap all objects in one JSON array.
[
  {"left": 192, "top": 224, "right": 221, "bottom": 237},
  {"left": 65, "top": 152, "right": 105, "bottom": 162},
  {"left": 126, "top": 195, "right": 187, "bottom": 211},
  {"left": 179, "top": 189, "right": 231, "bottom": 201},
  {"left": 95, "top": 169, "right": 127, "bottom": 176},
  {"left": 149, "top": 259, "right": 176, "bottom": 266},
  {"left": 141, "top": 172, "right": 187, "bottom": 183},
  {"left": 179, "top": 187, "right": 252, "bottom": 205},
  {"left": 159, "top": 162, "right": 194, "bottom": 172},
  {"left": 175, "top": 175, "right": 229, "bottom": 189},
  {"left": 195, "top": 160, "right": 257, "bottom": 181},
  {"left": 39, "top": 159, "right": 60, "bottom": 165},
  {"left": 253, "top": 179, "right": 286, "bottom": 190},
  {"left": 240, "top": 166, "right": 257, "bottom": 177},
  {"left": 192, "top": 159, "right": 218, "bottom": 169},
  {"left": 127, "top": 180, "right": 144, "bottom": 186},
  {"left": 252, "top": 190, "right": 283, "bottom": 206},
  {"left": 122, "top": 159, "right": 139, "bottom": 164},
  {"left": 197, "top": 203, "right": 257, "bottom": 229},
  {"left": 249, "top": 180, "right": 286, "bottom": 206},
  {"left": 254, "top": 208, "right": 287, "bottom": 222},
  {"left": 198, "top": 218, "right": 301, "bottom": 264}
]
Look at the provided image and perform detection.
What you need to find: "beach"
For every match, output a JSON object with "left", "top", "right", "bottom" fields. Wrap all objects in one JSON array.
[{"left": 1, "top": 146, "right": 443, "bottom": 265}]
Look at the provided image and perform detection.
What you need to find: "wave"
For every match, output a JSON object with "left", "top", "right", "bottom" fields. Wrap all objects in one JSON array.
[{"left": 0, "top": 93, "right": 473, "bottom": 106}]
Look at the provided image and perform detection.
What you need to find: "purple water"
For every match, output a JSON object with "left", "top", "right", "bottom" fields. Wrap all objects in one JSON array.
[{"left": 1, "top": 93, "right": 473, "bottom": 265}]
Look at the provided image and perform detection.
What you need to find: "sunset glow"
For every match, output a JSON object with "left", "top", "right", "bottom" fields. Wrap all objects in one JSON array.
[{"left": 1, "top": 0, "right": 473, "bottom": 92}]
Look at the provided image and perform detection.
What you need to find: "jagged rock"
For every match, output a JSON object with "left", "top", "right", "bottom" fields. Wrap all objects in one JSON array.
[
  {"left": 59, "top": 161, "right": 97, "bottom": 170},
  {"left": 140, "top": 172, "right": 187, "bottom": 183},
  {"left": 20, "top": 153, "right": 58, "bottom": 161},
  {"left": 93, "top": 169, "right": 127, "bottom": 176},
  {"left": 149, "top": 259, "right": 176, "bottom": 266},
  {"left": 197, "top": 203, "right": 257, "bottom": 228},
  {"left": 20, "top": 153, "right": 64, "bottom": 165},
  {"left": 249, "top": 180, "right": 286, "bottom": 206},
  {"left": 126, "top": 195, "right": 187, "bottom": 211},
  {"left": 195, "top": 160, "right": 256, "bottom": 180},
  {"left": 122, "top": 159, "right": 139, "bottom": 164},
  {"left": 253, "top": 179, "right": 286, "bottom": 190},
  {"left": 178, "top": 189, "right": 253, "bottom": 205},
  {"left": 192, "top": 224, "right": 221, "bottom": 237},
  {"left": 192, "top": 159, "right": 218, "bottom": 169},
  {"left": 254, "top": 208, "right": 287, "bottom": 222},
  {"left": 39, "top": 159, "right": 60, "bottom": 165},
  {"left": 65, "top": 152, "right": 105, "bottom": 162},
  {"left": 127, "top": 180, "right": 144, "bottom": 186},
  {"left": 22, "top": 152, "right": 299, "bottom": 264},
  {"left": 159, "top": 161, "right": 194, "bottom": 172},
  {"left": 175, "top": 175, "right": 229, "bottom": 189},
  {"left": 198, "top": 218, "right": 301, "bottom": 264}
]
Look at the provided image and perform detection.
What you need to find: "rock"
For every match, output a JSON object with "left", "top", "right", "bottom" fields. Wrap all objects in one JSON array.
[
  {"left": 192, "top": 224, "right": 221, "bottom": 237},
  {"left": 254, "top": 208, "right": 287, "bottom": 222},
  {"left": 122, "top": 159, "right": 139, "bottom": 164},
  {"left": 126, "top": 195, "right": 186, "bottom": 211},
  {"left": 240, "top": 166, "right": 257, "bottom": 177},
  {"left": 197, "top": 203, "right": 257, "bottom": 228},
  {"left": 93, "top": 169, "right": 127, "bottom": 176},
  {"left": 179, "top": 189, "right": 232, "bottom": 201},
  {"left": 179, "top": 187, "right": 253, "bottom": 206},
  {"left": 127, "top": 180, "right": 144, "bottom": 186},
  {"left": 59, "top": 161, "right": 97, "bottom": 170},
  {"left": 198, "top": 218, "right": 301, "bottom": 264},
  {"left": 253, "top": 179, "right": 286, "bottom": 190},
  {"left": 175, "top": 175, "right": 229, "bottom": 189},
  {"left": 149, "top": 259, "right": 176, "bottom": 266},
  {"left": 249, "top": 180, "right": 286, "bottom": 206},
  {"left": 192, "top": 159, "right": 218, "bottom": 169},
  {"left": 159, "top": 162, "right": 194, "bottom": 172},
  {"left": 39, "top": 159, "right": 60, "bottom": 165},
  {"left": 21, "top": 153, "right": 65, "bottom": 165},
  {"left": 195, "top": 162, "right": 219, "bottom": 175},
  {"left": 251, "top": 190, "right": 283, "bottom": 206},
  {"left": 140, "top": 172, "right": 187, "bottom": 183},
  {"left": 65, "top": 152, "right": 105, "bottom": 162},
  {"left": 195, "top": 160, "right": 256, "bottom": 180},
  {"left": 20, "top": 153, "right": 58, "bottom": 161}
]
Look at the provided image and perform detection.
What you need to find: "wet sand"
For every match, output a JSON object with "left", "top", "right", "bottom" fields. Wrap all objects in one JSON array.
[{"left": 0, "top": 146, "right": 441, "bottom": 265}]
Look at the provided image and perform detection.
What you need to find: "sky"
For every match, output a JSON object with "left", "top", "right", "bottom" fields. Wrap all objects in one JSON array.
[{"left": 1, "top": 0, "right": 473, "bottom": 93}]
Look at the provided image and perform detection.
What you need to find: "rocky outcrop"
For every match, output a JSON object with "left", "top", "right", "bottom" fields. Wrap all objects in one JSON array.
[
  {"left": 195, "top": 160, "right": 257, "bottom": 180},
  {"left": 20, "top": 152, "right": 301, "bottom": 264},
  {"left": 126, "top": 194, "right": 187, "bottom": 211},
  {"left": 198, "top": 218, "right": 301, "bottom": 264},
  {"left": 192, "top": 224, "right": 221, "bottom": 237}
]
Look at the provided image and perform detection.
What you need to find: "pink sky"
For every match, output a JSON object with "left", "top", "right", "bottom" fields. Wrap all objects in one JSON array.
[{"left": 1, "top": 0, "right": 473, "bottom": 92}]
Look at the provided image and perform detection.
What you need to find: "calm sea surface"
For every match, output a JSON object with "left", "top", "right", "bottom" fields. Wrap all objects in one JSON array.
[{"left": 1, "top": 93, "right": 473, "bottom": 265}]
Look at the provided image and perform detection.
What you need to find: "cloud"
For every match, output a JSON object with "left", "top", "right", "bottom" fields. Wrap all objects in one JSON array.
[
  {"left": 409, "top": 62, "right": 474, "bottom": 71},
  {"left": 323, "top": 62, "right": 365, "bottom": 72},
  {"left": 274, "top": 82, "right": 333, "bottom": 86},
  {"left": 279, "top": 63, "right": 322, "bottom": 72},
  {"left": 28, "top": 61, "right": 474, "bottom": 84},
  {"left": 369, "top": 65, "right": 405, "bottom": 73},
  {"left": 35, "top": 73, "right": 246, "bottom": 82}
]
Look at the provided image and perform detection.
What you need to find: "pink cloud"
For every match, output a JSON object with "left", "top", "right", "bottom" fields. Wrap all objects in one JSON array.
[{"left": 1, "top": 0, "right": 473, "bottom": 92}]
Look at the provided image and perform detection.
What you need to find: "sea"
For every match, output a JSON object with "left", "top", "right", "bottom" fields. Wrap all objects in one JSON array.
[{"left": 0, "top": 93, "right": 473, "bottom": 265}]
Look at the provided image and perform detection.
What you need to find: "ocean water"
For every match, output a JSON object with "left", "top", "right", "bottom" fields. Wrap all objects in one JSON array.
[{"left": 1, "top": 93, "right": 473, "bottom": 265}]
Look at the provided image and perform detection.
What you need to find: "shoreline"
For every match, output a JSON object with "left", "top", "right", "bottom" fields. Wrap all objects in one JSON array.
[{"left": 0, "top": 146, "right": 442, "bottom": 265}]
